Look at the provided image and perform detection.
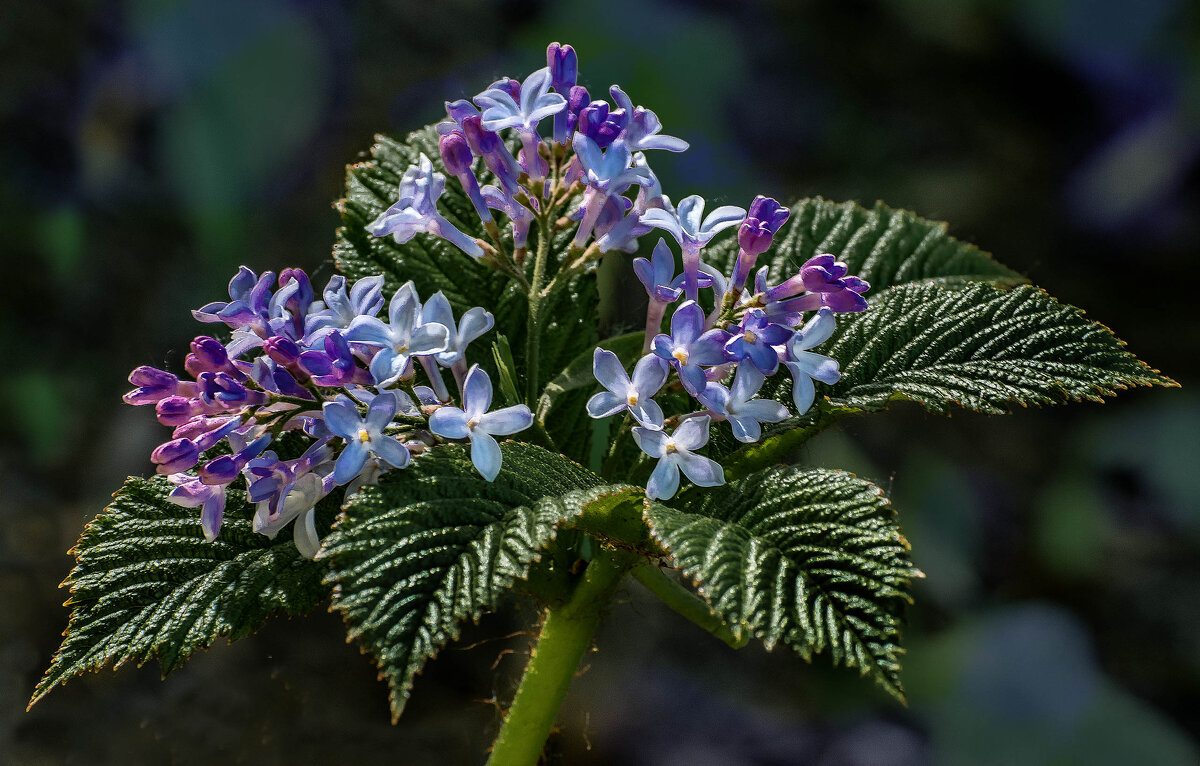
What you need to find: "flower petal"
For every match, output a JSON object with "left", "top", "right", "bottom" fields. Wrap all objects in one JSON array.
[
  {"left": 461, "top": 365, "right": 493, "bottom": 417},
  {"left": 371, "top": 435, "right": 411, "bottom": 470},
  {"left": 632, "top": 353, "right": 670, "bottom": 396},
  {"left": 293, "top": 507, "right": 320, "bottom": 559},
  {"left": 365, "top": 390, "right": 397, "bottom": 431},
  {"left": 593, "top": 348, "right": 631, "bottom": 394},
  {"left": 646, "top": 456, "right": 681, "bottom": 500},
  {"left": 672, "top": 415, "right": 711, "bottom": 450},
  {"left": 479, "top": 405, "right": 533, "bottom": 436},
  {"left": 334, "top": 439, "right": 370, "bottom": 485},
  {"left": 428, "top": 406, "right": 470, "bottom": 439},
  {"left": 630, "top": 397, "right": 665, "bottom": 430},
  {"left": 632, "top": 426, "right": 669, "bottom": 458},
  {"left": 587, "top": 391, "right": 626, "bottom": 419},
  {"left": 322, "top": 400, "right": 362, "bottom": 439},
  {"left": 677, "top": 451, "right": 725, "bottom": 487},
  {"left": 470, "top": 431, "right": 503, "bottom": 481}
]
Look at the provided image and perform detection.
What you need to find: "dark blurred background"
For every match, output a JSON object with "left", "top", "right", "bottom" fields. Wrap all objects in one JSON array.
[{"left": 3, "top": 0, "right": 1199, "bottom": 763}]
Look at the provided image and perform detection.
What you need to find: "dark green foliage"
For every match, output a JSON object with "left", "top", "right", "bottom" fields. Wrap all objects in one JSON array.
[
  {"left": 30, "top": 476, "right": 331, "bottom": 708},
  {"left": 821, "top": 283, "right": 1176, "bottom": 415},
  {"left": 706, "top": 197, "right": 1027, "bottom": 291},
  {"left": 321, "top": 442, "right": 627, "bottom": 720},
  {"left": 645, "top": 467, "right": 919, "bottom": 700}
]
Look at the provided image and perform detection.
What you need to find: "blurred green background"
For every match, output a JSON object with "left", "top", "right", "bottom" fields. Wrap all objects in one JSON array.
[{"left": 3, "top": 0, "right": 1198, "bottom": 763}]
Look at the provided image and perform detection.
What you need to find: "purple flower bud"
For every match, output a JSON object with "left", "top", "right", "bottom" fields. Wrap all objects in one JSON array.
[
  {"left": 731, "top": 196, "right": 790, "bottom": 293},
  {"left": 124, "top": 366, "right": 180, "bottom": 405},
  {"left": 272, "top": 366, "right": 313, "bottom": 399},
  {"left": 199, "top": 371, "right": 264, "bottom": 409},
  {"left": 264, "top": 336, "right": 301, "bottom": 368},
  {"left": 567, "top": 86, "right": 590, "bottom": 119},
  {"left": 439, "top": 130, "right": 474, "bottom": 176},
  {"left": 198, "top": 433, "right": 271, "bottom": 485},
  {"left": 578, "top": 101, "right": 627, "bottom": 149},
  {"left": 157, "top": 396, "right": 199, "bottom": 426},
  {"left": 547, "top": 42, "right": 578, "bottom": 91},
  {"left": 172, "top": 415, "right": 235, "bottom": 442},
  {"left": 190, "top": 336, "right": 232, "bottom": 373},
  {"left": 462, "top": 115, "right": 501, "bottom": 156},
  {"left": 152, "top": 438, "right": 199, "bottom": 475}
]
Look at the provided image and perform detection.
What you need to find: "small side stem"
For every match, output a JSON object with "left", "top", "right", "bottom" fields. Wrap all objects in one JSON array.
[
  {"left": 524, "top": 215, "right": 552, "bottom": 405},
  {"left": 486, "top": 547, "right": 633, "bottom": 766},
  {"left": 631, "top": 563, "right": 749, "bottom": 649}
]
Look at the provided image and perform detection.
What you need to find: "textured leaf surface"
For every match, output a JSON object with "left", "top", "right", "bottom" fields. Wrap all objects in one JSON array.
[
  {"left": 321, "top": 442, "right": 624, "bottom": 720},
  {"left": 30, "top": 477, "right": 329, "bottom": 708},
  {"left": 645, "top": 467, "right": 919, "bottom": 700},
  {"left": 707, "top": 197, "right": 1025, "bottom": 291},
  {"left": 819, "top": 283, "right": 1176, "bottom": 414}
]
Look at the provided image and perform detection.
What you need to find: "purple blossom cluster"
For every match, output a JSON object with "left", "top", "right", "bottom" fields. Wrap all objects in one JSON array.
[
  {"left": 358, "top": 41, "right": 871, "bottom": 501},
  {"left": 125, "top": 268, "right": 531, "bottom": 555}
]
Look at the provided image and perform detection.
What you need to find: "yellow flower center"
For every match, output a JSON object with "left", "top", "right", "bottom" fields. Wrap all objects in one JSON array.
[
  {"left": 394, "top": 342, "right": 409, "bottom": 354},
  {"left": 626, "top": 392, "right": 639, "bottom": 406},
  {"left": 467, "top": 417, "right": 481, "bottom": 430},
  {"left": 664, "top": 440, "right": 678, "bottom": 454},
  {"left": 357, "top": 428, "right": 371, "bottom": 443},
  {"left": 672, "top": 348, "right": 689, "bottom": 364},
  {"left": 744, "top": 330, "right": 758, "bottom": 345}
]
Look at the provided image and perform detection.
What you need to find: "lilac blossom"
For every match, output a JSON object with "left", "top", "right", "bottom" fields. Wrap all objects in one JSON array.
[
  {"left": 609, "top": 86, "right": 688, "bottom": 153},
  {"left": 323, "top": 392, "right": 413, "bottom": 484},
  {"left": 731, "top": 196, "right": 790, "bottom": 294},
  {"left": 475, "top": 67, "right": 565, "bottom": 180},
  {"left": 571, "top": 135, "right": 653, "bottom": 247},
  {"left": 167, "top": 473, "right": 228, "bottom": 542},
  {"left": 782, "top": 308, "right": 842, "bottom": 415},
  {"left": 193, "top": 266, "right": 275, "bottom": 329},
  {"left": 481, "top": 185, "right": 535, "bottom": 249},
  {"left": 651, "top": 300, "right": 730, "bottom": 396},
  {"left": 724, "top": 309, "right": 794, "bottom": 375},
  {"left": 439, "top": 130, "right": 492, "bottom": 224},
  {"left": 420, "top": 291, "right": 495, "bottom": 368},
  {"left": 428, "top": 366, "right": 533, "bottom": 481},
  {"left": 632, "top": 416, "right": 725, "bottom": 500},
  {"left": 641, "top": 195, "right": 745, "bottom": 302},
  {"left": 298, "top": 331, "right": 371, "bottom": 387},
  {"left": 124, "top": 366, "right": 195, "bottom": 405},
  {"left": 698, "top": 364, "right": 789, "bottom": 443},
  {"left": 462, "top": 115, "right": 523, "bottom": 196},
  {"left": 634, "top": 239, "right": 681, "bottom": 352},
  {"left": 245, "top": 440, "right": 334, "bottom": 558},
  {"left": 586, "top": 349, "right": 669, "bottom": 427},
  {"left": 303, "top": 275, "right": 385, "bottom": 343},
  {"left": 435, "top": 99, "right": 481, "bottom": 135},
  {"left": 577, "top": 100, "right": 628, "bottom": 149},
  {"left": 757, "top": 255, "right": 871, "bottom": 319},
  {"left": 547, "top": 42, "right": 578, "bottom": 143},
  {"left": 345, "top": 282, "right": 450, "bottom": 387},
  {"left": 367, "top": 153, "right": 485, "bottom": 259}
]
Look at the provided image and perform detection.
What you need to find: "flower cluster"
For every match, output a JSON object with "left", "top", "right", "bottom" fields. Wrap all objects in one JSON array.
[
  {"left": 125, "top": 269, "right": 532, "bottom": 555},
  {"left": 355, "top": 42, "right": 870, "bottom": 501}
]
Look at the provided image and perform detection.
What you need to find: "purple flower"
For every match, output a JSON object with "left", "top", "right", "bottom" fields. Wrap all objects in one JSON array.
[
  {"left": 572, "top": 134, "right": 652, "bottom": 195},
  {"left": 439, "top": 129, "right": 492, "bottom": 224},
  {"left": 641, "top": 195, "right": 745, "bottom": 302},
  {"left": 345, "top": 282, "right": 450, "bottom": 387},
  {"left": 198, "top": 432, "right": 272, "bottom": 485},
  {"left": 124, "top": 366, "right": 194, "bottom": 406},
  {"left": 480, "top": 184, "right": 536, "bottom": 249},
  {"left": 420, "top": 291, "right": 494, "bottom": 368},
  {"left": 323, "top": 392, "right": 413, "bottom": 484},
  {"left": 152, "top": 438, "right": 199, "bottom": 475},
  {"left": 577, "top": 100, "right": 628, "bottom": 149},
  {"left": 651, "top": 300, "right": 730, "bottom": 396},
  {"left": 724, "top": 309, "right": 793, "bottom": 375},
  {"left": 698, "top": 364, "right": 789, "bottom": 443},
  {"left": 192, "top": 266, "right": 275, "bottom": 329},
  {"left": 782, "top": 308, "right": 841, "bottom": 415},
  {"left": 760, "top": 255, "right": 871, "bottom": 317},
  {"left": 633, "top": 239, "right": 682, "bottom": 303},
  {"left": 245, "top": 439, "right": 335, "bottom": 557},
  {"left": 435, "top": 99, "right": 481, "bottom": 136},
  {"left": 547, "top": 42, "right": 578, "bottom": 142},
  {"left": 732, "top": 196, "right": 790, "bottom": 293},
  {"left": 303, "top": 274, "right": 385, "bottom": 343},
  {"left": 167, "top": 473, "right": 228, "bottom": 542},
  {"left": 632, "top": 416, "right": 725, "bottom": 500},
  {"left": 298, "top": 331, "right": 372, "bottom": 387},
  {"left": 462, "top": 115, "right": 522, "bottom": 196},
  {"left": 428, "top": 365, "right": 533, "bottom": 481},
  {"left": 586, "top": 349, "right": 669, "bottom": 427},
  {"left": 367, "top": 154, "right": 485, "bottom": 259},
  {"left": 609, "top": 85, "right": 688, "bottom": 153}
]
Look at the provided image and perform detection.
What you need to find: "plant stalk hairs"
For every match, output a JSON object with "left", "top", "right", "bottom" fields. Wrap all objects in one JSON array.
[{"left": 30, "top": 42, "right": 1176, "bottom": 764}]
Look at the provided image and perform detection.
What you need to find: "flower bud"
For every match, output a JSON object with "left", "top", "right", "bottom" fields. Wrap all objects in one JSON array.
[
  {"left": 547, "top": 42, "right": 578, "bottom": 91},
  {"left": 439, "top": 130, "right": 474, "bottom": 176},
  {"left": 152, "top": 438, "right": 199, "bottom": 475}
]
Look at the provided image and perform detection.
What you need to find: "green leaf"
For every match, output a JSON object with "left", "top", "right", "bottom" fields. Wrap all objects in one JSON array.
[
  {"left": 492, "top": 334, "right": 521, "bottom": 407},
  {"left": 321, "top": 442, "right": 628, "bottom": 721},
  {"left": 819, "top": 282, "right": 1176, "bottom": 415},
  {"left": 29, "top": 477, "right": 329, "bottom": 709},
  {"left": 644, "top": 467, "right": 920, "bottom": 701},
  {"left": 706, "top": 197, "right": 1026, "bottom": 292},
  {"left": 535, "top": 331, "right": 645, "bottom": 425}
]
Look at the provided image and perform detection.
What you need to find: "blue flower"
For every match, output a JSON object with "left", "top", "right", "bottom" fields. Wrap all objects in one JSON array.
[
  {"left": 480, "top": 184, "right": 536, "bottom": 249},
  {"left": 724, "top": 308, "right": 794, "bottom": 375},
  {"left": 367, "top": 154, "right": 485, "bottom": 259},
  {"left": 167, "top": 474, "right": 228, "bottom": 542},
  {"left": 303, "top": 275, "right": 385, "bottom": 344},
  {"left": 641, "top": 195, "right": 744, "bottom": 301},
  {"left": 782, "top": 308, "right": 842, "bottom": 415},
  {"left": 698, "top": 364, "right": 789, "bottom": 443},
  {"left": 651, "top": 300, "right": 730, "bottom": 396},
  {"left": 428, "top": 365, "right": 533, "bottom": 481},
  {"left": 474, "top": 67, "right": 566, "bottom": 134},
  {"left": 586, "top": 349, "right": 669, "bottom": 427},
  {"left": 323, "top": 391, "right": 414, "bottom": 484},
  {"left": 572, "top": 134, "right": 653, "bottom": 196},
  {"left": 609, "top": 85, "right": 688, "bottom": 153},
  {"left": 345, "top": 282, "right": 450, "bottom": 387},
  {"left": 633, "top": 239, "right": 682, "bottom": 303},
  {"left": 420, "top": 291, "right": 495, "bottom": 368},
  {"left": 633, "top": 415, "right": 725, "bottom": 500},
  {"left": 245, "top": 439, "right": 335, "bottom": 559}
]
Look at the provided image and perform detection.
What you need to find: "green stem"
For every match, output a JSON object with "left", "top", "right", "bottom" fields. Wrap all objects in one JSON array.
[
  {"left": 524, "top": 216, "right": 552, "bottom": 405},
  {"left": 631, "top": 563, "right": 749, "bottom": 649},
  {"left": 486, "top": 547, "right": 633, "bottom": 766}
]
